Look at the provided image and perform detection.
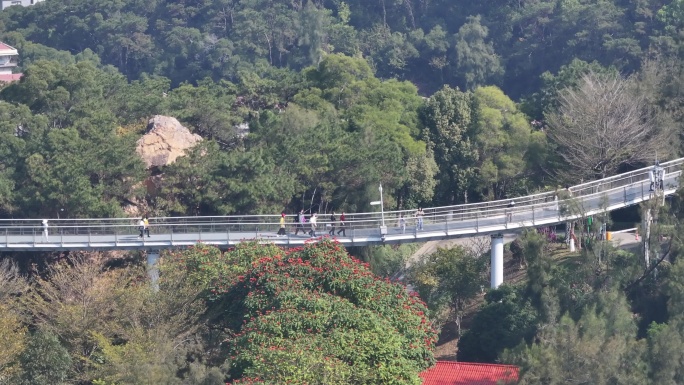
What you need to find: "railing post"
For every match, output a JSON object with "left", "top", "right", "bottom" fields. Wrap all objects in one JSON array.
[
  {"left": 623, "top": 186, "right": 627, "bottom": 203},
  {"left": 476, "top": 211, "right": 479, "bottom": 232},
  {"left": 532, "top": 205, "right": 535, "bottom": 226},
  {"left": 641, "top": 182, "right": 644, "bottom": 201}
]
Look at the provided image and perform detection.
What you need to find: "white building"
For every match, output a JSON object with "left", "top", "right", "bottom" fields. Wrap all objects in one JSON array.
[
  {"left": 0, "top": 42, "right": 21, "bottom": 82},
  {"left": 1, "top": 0, "right": 44, "bottom": 10}
]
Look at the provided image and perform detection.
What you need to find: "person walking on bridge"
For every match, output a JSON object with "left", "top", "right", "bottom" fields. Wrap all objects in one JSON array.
[
  {"left": 415, "top": 207, "right": 424, "bottom": 230},
  {"left": 329, "top": 212, "right": 336, "bottom": 236},
  {"left": 506, "top": 200, "right": 515, "bottom": 223},
  {"left": 138, "top": 218, "right": 145, "bottom": 238},
  {"left": 309, "top": 213, "right": 318, "bottom": 237},
  {"left": 295, "top": 210, "right": 306, "bottom": 235},
  {"left": 337, "top": 212, "right": 346, "bottom": 236},
  {"left": 649, "top": 168, "right": 656, "bottom": 192},
  {"left": 143, "top": 216, "right": 150, "bottom": 237},
  {"left": 277, "top": 212, "right": 287, "bottom": 237},
  {"left": 657, "top": 161, "right": 665, "bottom": 190}
]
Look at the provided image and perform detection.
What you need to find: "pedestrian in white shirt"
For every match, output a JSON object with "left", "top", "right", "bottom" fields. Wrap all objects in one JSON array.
[
  {"left": 138, "top": 218, "right": 145, "bottom": 238},
  {"left": 309, "top": 213, "right": 318, "bottom": 237}
]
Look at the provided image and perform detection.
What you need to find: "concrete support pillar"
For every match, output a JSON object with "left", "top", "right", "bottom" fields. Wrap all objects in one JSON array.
[
  {"left": 568, "top": 221, "right": 576, "bottom": 252},
  {"left": 644, "top": 209, "right": 651, "bottom": 268},
  {"left": 491, "top": 234, "right": 504, "bottom": 289},
  {"left": 147, "top": 250, "right": 160, "bottom": 291},
  {"left": 565, "top": 221, "right": 576, "bottom": 252}
]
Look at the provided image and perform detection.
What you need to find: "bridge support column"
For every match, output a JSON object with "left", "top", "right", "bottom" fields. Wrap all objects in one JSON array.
[
  {"left": 147, "top": 250, "right": 160, "bottom": 291},
  {"left": 491, "top": 234, "right": 504, "bottom": 289},
  {"left": 567, "top": 221, "right": 576, "bottom": 252},
  {"left": 644, "top": 209, "right": 651, "bottom": 268}
]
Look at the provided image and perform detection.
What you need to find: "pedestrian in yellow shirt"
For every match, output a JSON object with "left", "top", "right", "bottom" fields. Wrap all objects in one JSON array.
[
  {"left": 277, "top": 212, "right": 286, "bottom": 237},
  {"left": 143, "top": 216, "right": 150, "bottom": 238}
]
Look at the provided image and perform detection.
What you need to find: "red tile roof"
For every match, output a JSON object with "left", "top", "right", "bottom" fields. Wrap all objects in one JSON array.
[
  {"left": 0, "top": 73, "right": 22, "bottom": 82},
  {"left": 0, "top": 42, "right": 17, "bottom": 51},
  {"left": 421, "top": 361, "right": 519, "bottom": 385}
]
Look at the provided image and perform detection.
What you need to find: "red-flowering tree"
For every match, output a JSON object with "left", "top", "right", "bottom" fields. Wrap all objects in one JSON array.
[{"left": 208, "top": 239, "right": 436, "bottom": 385}]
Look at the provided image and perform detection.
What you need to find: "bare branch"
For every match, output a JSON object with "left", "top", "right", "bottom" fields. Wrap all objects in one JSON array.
[{"left": 547, "top": 71, "right": 674, "bottom": 182}]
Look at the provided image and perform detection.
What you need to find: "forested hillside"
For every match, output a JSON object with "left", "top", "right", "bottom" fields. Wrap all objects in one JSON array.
[
  {"left": 2, "top": 0, "right": 680, "bottom": 98},
  {"left": 0, "top": 0, "right": 683, "bottom": 218},
  {"left": 0, "top": 0, "right": 681, "bottom": 218},
  {"left": 2, "top": 0, "right": 684, "bottom": 384}
]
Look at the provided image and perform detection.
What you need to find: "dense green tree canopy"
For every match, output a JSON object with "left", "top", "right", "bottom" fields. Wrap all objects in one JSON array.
[
  {"left": 0, "top": 0, "right": 674, "bottom": 97},
  {"left": 3, "top": 0, "right": 684, "bottom": 383}
]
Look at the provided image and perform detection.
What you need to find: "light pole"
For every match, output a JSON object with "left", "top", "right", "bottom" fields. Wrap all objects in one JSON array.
[
  {"left": 379, "top": 183, "right": 387, "bottom": 235},
  {"left": 379, "top": 183, "right": 385, "bottom": 227},
  {"left": 371, "top": 183, "right": 388, "bottom": 235}
]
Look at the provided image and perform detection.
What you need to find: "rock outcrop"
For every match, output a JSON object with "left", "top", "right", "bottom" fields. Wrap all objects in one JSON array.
[{"left": 136, "top": 115, "right": 202, "bottom": 168}]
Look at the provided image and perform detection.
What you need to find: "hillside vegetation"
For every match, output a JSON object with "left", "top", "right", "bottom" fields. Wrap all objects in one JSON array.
[
  {"left": 0, "top": 0, "right": 682, "bottom": 218},
  {"left": 1, "top": 1, "right": 684, "bottom": 384}
]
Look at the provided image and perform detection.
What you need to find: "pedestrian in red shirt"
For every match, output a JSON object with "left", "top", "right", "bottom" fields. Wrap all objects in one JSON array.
[{"left": 337, "top": 212, "right": 346, "bottom": 236}]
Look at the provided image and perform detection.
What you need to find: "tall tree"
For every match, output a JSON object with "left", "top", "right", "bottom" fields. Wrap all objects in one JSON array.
[
  {"left": 408, "top": 245, "right": 487, "bottom": 336},
  {"left": 473, "top": 86, "right": 532, "bottom": 199},
  {"left": 297, "top": 1, "right": 332, "bottom": 66},
  {"left": 421, "top": 86, "right": 478, "bottom": 204},
  {"left": 453, "top": 15, "right": 503, "bottom": 90},
  {"left": 546, "top": 71, "right": 673, "bottom": 182}
]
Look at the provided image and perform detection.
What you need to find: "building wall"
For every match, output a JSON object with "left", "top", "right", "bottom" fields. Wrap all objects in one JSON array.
[{"left": 1, "top": 0, "right": 44, "bottom": 10}]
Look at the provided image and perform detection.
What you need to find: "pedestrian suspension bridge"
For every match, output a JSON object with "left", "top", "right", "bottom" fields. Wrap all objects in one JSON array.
[{"left": 0, "top": 158, "right": 681, "bottom": 287}]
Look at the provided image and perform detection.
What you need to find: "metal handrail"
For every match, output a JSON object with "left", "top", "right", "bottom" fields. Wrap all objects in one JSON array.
[{"left": 0, "top": 158, "right": 681, "bottom": 235}]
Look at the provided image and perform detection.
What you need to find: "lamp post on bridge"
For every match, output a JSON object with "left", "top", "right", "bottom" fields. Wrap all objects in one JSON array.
[
  {"left": 371, "top": 183, "right": 387, "bottom": 236},
  {"left": 379, "top": 183, "right": 385, "bottom": 228}
]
